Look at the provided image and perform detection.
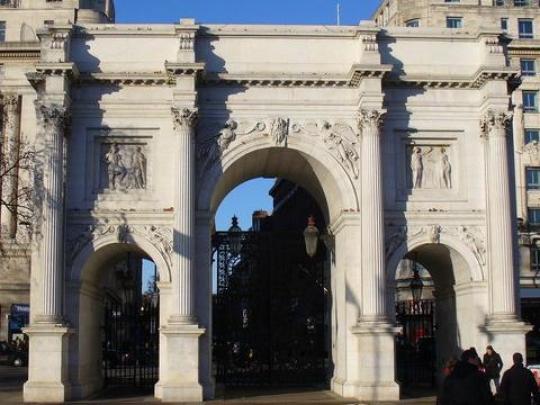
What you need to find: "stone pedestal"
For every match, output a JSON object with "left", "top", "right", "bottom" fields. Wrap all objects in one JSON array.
[
  {"left": 484, "top": 318, "right": 531, "bottom": 373},
  {"left": 348, "top": 321, "right": 400, "bottom": 402},
  {"left": 23, "top": 324, "right": 73, "bottom": 403},
  {"left": 155, "top": 323, "right": 205, "bottom": 402}
]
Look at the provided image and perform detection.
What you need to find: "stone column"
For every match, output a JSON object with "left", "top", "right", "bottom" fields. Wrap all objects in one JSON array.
[
  {"left": 481, "top": 109, "right": 529, "bottom": 373},
  {"left": 349, "top": 109, "right": 399, "bottom": 402},
  {"left": 358, "top": 109, "right": 387, "bottom": 322},
  {"left": 23, "top": 101, "right": 73, "bottom": 403},
  {"left": 0, "top": 94, "right": 21, "bottom": 239},
  {"left": 170, "top": 107, "right": 198, "bottom": 324},
  {"left": 155, "top": 107, "right": 204, "bottom": 403},
  {"left": 481, "top": 110, "right": 517, "bottom": 320},
  {"left": 35, "top": 102, "right": 67, "bottom": 324}
]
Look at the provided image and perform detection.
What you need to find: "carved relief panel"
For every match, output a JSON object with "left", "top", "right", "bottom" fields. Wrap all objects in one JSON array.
[
  {"left": 396, "top": 132, "right": 462, "bottom": 201},
  {"left": 86, "top": 129, "right": 155, "bottom": 201}
]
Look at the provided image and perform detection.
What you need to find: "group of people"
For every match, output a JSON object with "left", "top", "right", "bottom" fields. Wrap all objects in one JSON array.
[{"left": 438, "top": 346, "right": 539, "bottom": 405}]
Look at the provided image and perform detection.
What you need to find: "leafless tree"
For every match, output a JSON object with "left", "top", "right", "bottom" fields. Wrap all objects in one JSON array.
[{"left": 0, "top": 136, "right": 36, "bottom": 239}]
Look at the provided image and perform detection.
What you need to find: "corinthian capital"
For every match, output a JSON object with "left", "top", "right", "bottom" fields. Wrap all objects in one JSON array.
[
  {"left": 2, "top": 94, "right": 20, "bottom": 128},
  {"left": 35, "top": 101, "right": 67, "bottom": 131},
  {"left": 480, "top": 109, "right": 512, "bottom": 139},
  {"left": 358, "top": 109, "right": 385, "bottom": 136},
  {"left": 172, "top": 107, "right": 198, "bottom": 133}
]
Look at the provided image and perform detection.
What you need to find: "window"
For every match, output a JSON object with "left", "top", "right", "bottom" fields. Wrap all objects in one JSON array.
[
  {"left": 529, "top": 208, "right": 540, "bottom": 225},
  {"left": 0, "top": 22, "right": 5, "bottom": 42},
  {"left": 519, "top": 19, "right": 534, "bottom": 39},
  {"left": 521, "top": 59, "right": 536, "bottom": 76},
  {"left": 446, "top": 17, "right": 463, "bottom": 29},
  {"left": 526, "top": 129, "right": 540, "bottom": 143},
  {"left": 532, "top": 246, "right": 540, "bottom": 272},
  {"left": 495, "top": 0, "right": 505, "bottom": 5},
  {"left": 406, "top": 19, "right": 420, "bottom": 27},
  {"left": 444, "top": 0, "right": 460, "bottom": 2},
  {"left": 523, "top": 91, "right": 538, "bottom": 112},
  {"left": 514, "top": 0, "right": 531, "bottom": 6},
  {"left": 527, "top": 168, "right": 540, "bottom": 190},
  {"left": 501, "top": 18, "right": 508, "bottom": 32}
]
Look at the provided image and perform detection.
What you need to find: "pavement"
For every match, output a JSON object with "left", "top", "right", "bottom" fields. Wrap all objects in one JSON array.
[
  {"left": 0, "top": 366, "right": 437, "bottom": 404},
  {"left": 0, "top": 365, "right": 25, "bottom": 404}
]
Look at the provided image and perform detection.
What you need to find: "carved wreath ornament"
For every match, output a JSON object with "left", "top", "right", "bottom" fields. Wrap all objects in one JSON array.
[
  {"left": 197, "top": 117, "right": 363, "bottom": 179},
  {"left": 66, "top": 223, "right": 173, "bottom": 270},
  {"left": 385, "top": 224, "right": 487, "bottom": 267}
]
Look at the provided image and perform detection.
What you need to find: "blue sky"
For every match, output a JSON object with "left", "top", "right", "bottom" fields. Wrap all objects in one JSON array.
[{"left": 115, "top": 0, "right": 382, "bottom": 25}]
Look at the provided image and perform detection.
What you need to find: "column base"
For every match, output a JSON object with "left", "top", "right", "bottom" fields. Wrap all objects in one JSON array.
[
  {"left": 483, "top": 316, "right": 531, "bottom": 372},
  {"left": 23, "top": 382, "right": 71, "bottom": 403},
  {"left": 347, "top": 320, "right": 401, "bottom": 402},
  {"left": 156, "top": 322, "right": 205, "bottom": 403},
  {"left": 23, "top": 323, "right": 74, "bottom": 403}
]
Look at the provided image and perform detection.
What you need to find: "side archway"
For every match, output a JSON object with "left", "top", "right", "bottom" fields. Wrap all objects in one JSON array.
[
  {"left": 386, "top": 233, "right": 489, "bottom": 388},
  {"left": 66, "top": 233, "right": 169, "bottom": 399}
]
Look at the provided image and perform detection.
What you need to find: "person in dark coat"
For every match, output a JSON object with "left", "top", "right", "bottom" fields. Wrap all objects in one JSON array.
[
  {"left": 439, "top": 349, "right": 493, "bottom": 405},
  {"left": 500, "top": 352, "right": 539, "bottom": 405},
  {"left": 483, "top": 345, "right": 503, "bottom": 394}
]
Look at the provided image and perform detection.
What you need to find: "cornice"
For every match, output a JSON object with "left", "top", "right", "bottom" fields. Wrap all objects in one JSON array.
[
  {"left": 0, "top": 41, "right": 40, "bottom": 62},
  {"left": 201, "top": 64, "right": 391, "bottom": 88},
  {"left": 384, "top": 66, "right": 519, "bottom": 90},
  {"left": 77, "top": 72, "right": 171, "bottom": 87}
]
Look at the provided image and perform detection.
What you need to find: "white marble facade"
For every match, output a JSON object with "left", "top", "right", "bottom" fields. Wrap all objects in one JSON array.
[{"left": 0, "top": 15, "right": 531, "bottom": 403}]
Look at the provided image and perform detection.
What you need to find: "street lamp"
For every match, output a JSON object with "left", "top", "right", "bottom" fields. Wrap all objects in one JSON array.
[
  {"left": 303, "top": 215, "right": 320, "bottom": 258},
  {"left": 228, "top": 215, "right": 243, "bottom": 256},
  {"left": 410, "top": 253, "right": 424, "bottom": 303}
]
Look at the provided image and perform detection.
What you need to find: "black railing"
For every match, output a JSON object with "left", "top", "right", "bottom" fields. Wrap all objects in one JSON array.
[
  {"left": 102, "top": 296, "right": 159, "bottom": 388},
  {"left": 212, "top": 230, "right": 329, "bottom": 387}
]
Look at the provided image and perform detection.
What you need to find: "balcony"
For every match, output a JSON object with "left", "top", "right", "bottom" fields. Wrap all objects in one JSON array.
[{"left": 0, "top": 0, "right": 20, "bottom": 7}]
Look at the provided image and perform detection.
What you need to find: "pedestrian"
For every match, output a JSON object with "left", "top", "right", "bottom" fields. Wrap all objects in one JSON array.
[
  {"left": 443, "top": 356, "right": 459, "bottom": 377},
  {"left": 500, "top": 352, "right": 539, "bottom": 405},
  {"left": 483, "top": 345, "right": 503, "bottom": 395},
  {"left": 438, "top": 349, "right": 493, "bottom": 405}
]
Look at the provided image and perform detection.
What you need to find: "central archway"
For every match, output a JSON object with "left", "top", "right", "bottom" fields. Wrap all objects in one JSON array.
[{"left": 195, "top": 139, "right": 360, "bottom": 396}]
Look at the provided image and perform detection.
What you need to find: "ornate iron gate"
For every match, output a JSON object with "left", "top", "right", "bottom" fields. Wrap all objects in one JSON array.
[
  {"left": 213, "top": 230, "right": 328, "bottom": 387},
  {"left": 395, "top": 300, "right": 436, "bottom": 388},
  {"left": 102, "top": 295, "right": 159, "bottom": 387}
]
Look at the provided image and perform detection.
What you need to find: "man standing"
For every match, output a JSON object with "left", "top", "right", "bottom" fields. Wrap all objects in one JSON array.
[
  {"left": 500, "top": 353, "right": 539, "bottom": 405},
  {"left": 483, "top": 345, "right": 503, "bottom": 394}
]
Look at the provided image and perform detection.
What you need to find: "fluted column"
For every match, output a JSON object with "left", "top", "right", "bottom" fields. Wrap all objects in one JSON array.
[
  {"left": 358, "top": 109, "right": 387, "bottom": 322},
  {"left": 481, "top": 110, "right": 517, "bottom": 320},
  {"left": 35, "top": 102, "right": 67, "bottom": 324},
  {"left": 0, "top": 94, "right": 21, "bottom": 239},
  {"left": 170, "top": 107, "right": 198, "bottom": 324}
]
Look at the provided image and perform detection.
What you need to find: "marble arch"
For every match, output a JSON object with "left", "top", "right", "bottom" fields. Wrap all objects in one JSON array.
[{"left": 15, "top": 19, "right": 531, "bottom": 405}]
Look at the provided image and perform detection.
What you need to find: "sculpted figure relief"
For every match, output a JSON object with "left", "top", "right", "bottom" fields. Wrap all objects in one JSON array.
[
  {"left": 439, "top": 148, "right": 452, "bottom": 189},
  {"left": 103, "top": 143, "right": 147, "bottom": 191},
  {"left": 524, "top": 140, "right": 540, "bottom": 165},
  {"left": 409, "top": 145, "right": 453, "bottom": 190},
  {"left": 321, "top": 121, "right": 360, "bottom": 178},
  {"left": 270, "top": 117, "right": 289, "bottom": 146}
]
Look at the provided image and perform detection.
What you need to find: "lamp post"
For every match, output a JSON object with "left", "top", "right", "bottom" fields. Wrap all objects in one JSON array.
[
  {"left": 410, "top": 254, "right": 424, "bottom": 303},
  {"left": 228, "top": 215, "right": 243, "bottom": 256},
  {"left": 303, "top": 215, "right": 320, "bottom": 258}
]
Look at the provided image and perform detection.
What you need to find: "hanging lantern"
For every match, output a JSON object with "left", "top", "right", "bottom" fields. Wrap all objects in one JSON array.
[
  {"left": 228, "top": 216, "right": 243, "bottom": 256},
  {"left": 410, "top": 255, "right": 424, "bottom": 303},
  {"left": 303, "top": 215, "right": 320, "bottom": 258}
]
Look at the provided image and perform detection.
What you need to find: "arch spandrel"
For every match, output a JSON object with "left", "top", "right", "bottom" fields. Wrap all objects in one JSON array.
[
  {"left": 68, "top": 230, "right": 172, "bottom": 285},
  {"left": 386, "top": 226, "right": 486, "bottom": 286},
  {"left": 196, "top": 118, "right": 360, "bottom": 222}
]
